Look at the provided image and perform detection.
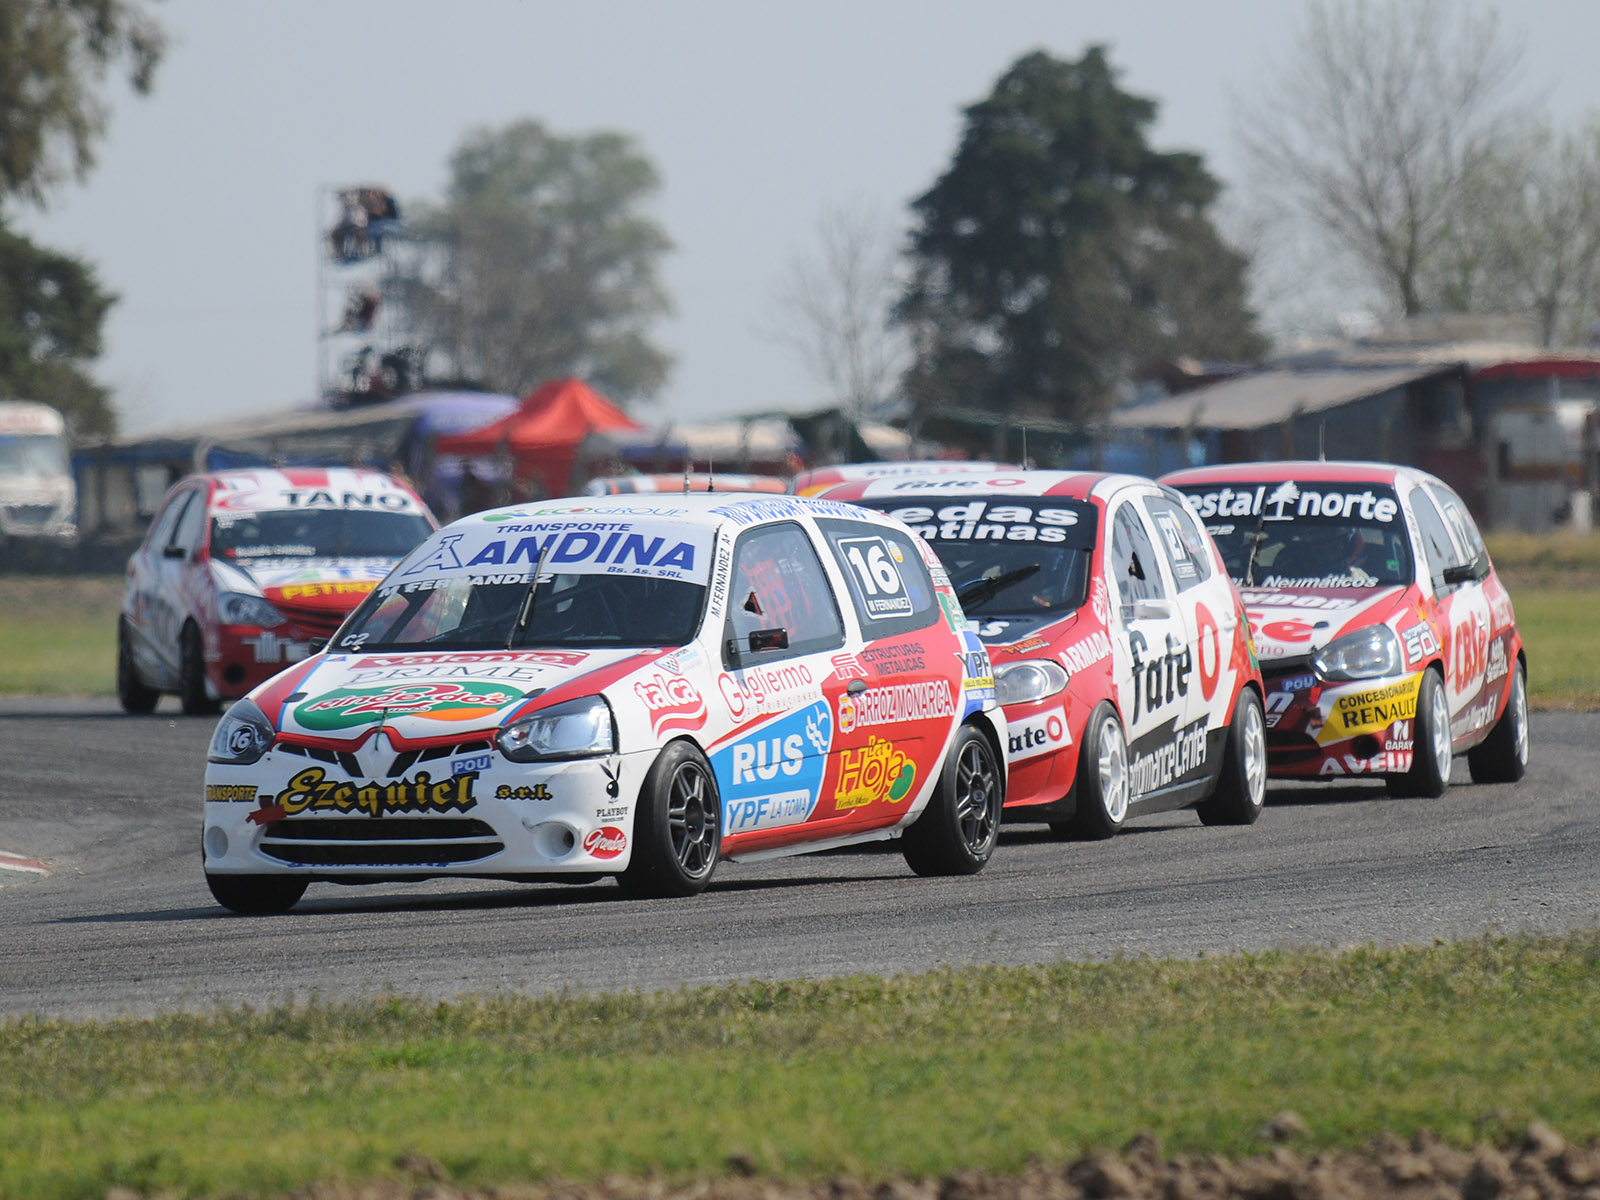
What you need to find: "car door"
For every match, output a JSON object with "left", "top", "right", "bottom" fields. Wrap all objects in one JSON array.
[
  {"left": 710, "top": 521, "right": 848, "bottom": 848},
  {"left": 1420, "top": 482, "right": 1502, "bottom": 739},
  {"left": 1142, "top": 488, "right": 1240, "bottom": 738},
  {"left": 813, "top": 515, "right": 958, "bottom": 834},
  {"left": 1105, "top": 493, "right": 1203, "bottom": 797},
  {"left": 1406, "top": 483, "right": 1491, "bottom": 737},
  {"left": 132, "top": 485, "right": 201, "bottom": 684}
]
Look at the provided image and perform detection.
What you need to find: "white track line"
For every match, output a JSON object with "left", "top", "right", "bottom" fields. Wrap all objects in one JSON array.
[{"left": 0, "top": 851, "right": 48, "bottom": 879}]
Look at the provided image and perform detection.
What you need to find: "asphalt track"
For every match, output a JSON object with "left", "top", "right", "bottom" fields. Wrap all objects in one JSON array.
[{"left": 1, "top": 697, "right": 1596, "bottom": 1021}]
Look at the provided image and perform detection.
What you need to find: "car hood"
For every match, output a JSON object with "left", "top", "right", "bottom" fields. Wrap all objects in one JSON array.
[
  {"left": 969, "top": 610, "right": 1080, "bottom": 651},
  {"left": 211, "top": 556, "right": 398, "bottom": 613},
  {"left": 264, "top": 646, "right": 658, "bottom": 742},
  {"left": 1239, "top": 585, "right": 1408, "bottom": 662}
]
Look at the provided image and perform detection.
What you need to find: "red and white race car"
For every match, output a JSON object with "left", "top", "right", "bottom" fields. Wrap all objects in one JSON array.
[
  {"left": 823, "top": 470, "right": 1266, "bottom": 837},
  {"left": 201, "top": 493, "right": 1007, "bottom": 912},
  {"left": 1162, "top": 460, "right": 1529, "bottom": 795},
  {"left": 791, "top": 460, "right": 1008, "bottom": 496},
  {"left": 119, "top": 468, "right": 437, "bottom": 715}
]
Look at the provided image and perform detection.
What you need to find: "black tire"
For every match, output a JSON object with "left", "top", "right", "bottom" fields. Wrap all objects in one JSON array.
[
  {"left": 620, "top": 741, "right": 720, "bottom": 897},
  {"left": 206, "top": 872, "right": 307, "bottom": 914},
  {"left": 179, "top": 622, "right": 220, "bottom": 716},
  {"left": 1468, "top": 660, "right": 1530, "bottom": 783},
  {"left": 1387, "top": 667, "right": 1451, "bottom": 798},
  {"left": 902, "top": 724, "right": 1002, "bottom": 876},
  {"left": 116, "top": 618, "right": 160, "bottom": 714},
  {"left": 1198, "top": 688, "right": 1268, "bottom": 826},
  {"left": 1067, "top": 703, "right": 1130, "bottom": 840}
]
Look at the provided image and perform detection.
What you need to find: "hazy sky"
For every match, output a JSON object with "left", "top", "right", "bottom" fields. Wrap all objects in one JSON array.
[{"left": 17, "top": 0, "right": 1600, "bottom": 437}]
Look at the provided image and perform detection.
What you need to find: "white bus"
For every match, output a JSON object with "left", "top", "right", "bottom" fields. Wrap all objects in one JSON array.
[{"left": 0, "top": 401, "right": 76, "bottom": 543}]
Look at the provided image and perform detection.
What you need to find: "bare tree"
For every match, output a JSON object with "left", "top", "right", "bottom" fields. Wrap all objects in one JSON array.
[
  {"left": 1237, "top": 0, "right": 1528, "bottom": 318},
  {"left": 768, "top": 202, "right": 909, "bottom": 420},
  {"left": 1424, "top": 120, "right": 1600, "bottom": 345}
]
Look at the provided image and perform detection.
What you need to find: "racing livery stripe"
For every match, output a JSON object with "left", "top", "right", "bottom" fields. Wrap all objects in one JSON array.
[{"left": 252, "top": 657, "right": 323, "bottom": 726}]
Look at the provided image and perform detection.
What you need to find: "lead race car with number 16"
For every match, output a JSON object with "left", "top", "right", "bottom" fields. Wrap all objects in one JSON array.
[{"left": 202, "top": 494, "right": 1007, "bottom": 912}]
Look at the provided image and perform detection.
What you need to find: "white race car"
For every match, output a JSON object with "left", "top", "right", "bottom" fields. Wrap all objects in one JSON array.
[{"left": 203, "top": 494, "right": 1007, "bottom": 911}]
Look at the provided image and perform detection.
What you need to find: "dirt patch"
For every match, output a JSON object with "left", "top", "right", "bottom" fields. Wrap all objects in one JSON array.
[{"left": 145, "top": 1123, "right": 1600, "bottom": 1200}]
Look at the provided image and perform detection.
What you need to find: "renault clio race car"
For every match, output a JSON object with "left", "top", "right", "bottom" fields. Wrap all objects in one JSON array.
[
  {"left": 821, "top": 470, "right": 1266, "bottom": 838},
  {"left": 119, "top": 468, "right": 437, "bottom": 715},
  {"left": 1163, "top": 461, "right": 1529, "bottom": 796},
  {"left": 202, "top": 494, "right": 1007, "bottom": 912}
]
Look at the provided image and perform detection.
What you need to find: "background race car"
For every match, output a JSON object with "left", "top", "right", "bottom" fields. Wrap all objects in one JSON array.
[
  {"left": 824, "top": 470, "right": 1266, "bottom": 838},
  {"left": 1163, "top": 460, "right": 1529, "bottom": 796},
  {"left": 119, "top": 468, "right": 438, "bottom": 715},
  {"left": 201, "top": 493, "right": 1008, "bottom": 912}
]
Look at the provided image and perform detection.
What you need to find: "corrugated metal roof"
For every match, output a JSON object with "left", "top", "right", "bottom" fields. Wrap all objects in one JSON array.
[{"left": 1108, "top": 364, "right": 1452, "bottom": 431}]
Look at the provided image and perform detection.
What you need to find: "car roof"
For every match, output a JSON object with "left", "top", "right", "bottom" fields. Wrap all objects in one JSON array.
[
  {"left": 191, "top": 467, "right": 429, "bottom": 515},
  {"left": 819, "top": 468, "right": 1157, "bottom": 504},
  {"left": 1161, "top": 460, "right": 1430, "bottom": 488},
  {"left": 441, "top": 490, "right": 911, "bottom": 536}
]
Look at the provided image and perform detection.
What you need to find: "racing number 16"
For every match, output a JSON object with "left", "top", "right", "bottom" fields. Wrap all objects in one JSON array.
[{"left": 842, "top": 537, "right": 905, "bottom": 600}]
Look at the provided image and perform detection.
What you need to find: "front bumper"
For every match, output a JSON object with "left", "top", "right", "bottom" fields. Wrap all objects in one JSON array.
[
  {"left": 203, "top": 744, "right": 657, "bottom": 878},
  {"left": 1261, "top": 663, "right": 1423, "bottom": 779}
]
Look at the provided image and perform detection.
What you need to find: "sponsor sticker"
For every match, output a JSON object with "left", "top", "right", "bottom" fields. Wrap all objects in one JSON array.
[
  {"left": 1317, "top": 674, "right": 1421, "bottom": 744},
  {"left": 249, "top": 767, "right": 478, "bottom": 821},
  {"left": 583, "top": 826, "right": 627, "bottom": 859},
  {"left": 1128, "top": 717, "right": 1209, "bottom": 795},
  {"left": 1182, "top": 483, "right": 1400, "bottom": 524},
  {"left": 837, "top": 680, "right": 957, "bottom": 734},
  {"left": 293, "top": 682, "right": 523, "bottom": 730},
  {"left": 400, "top": 522, "right": 711, "bottom": 583},
  {"left": 712, "top": 701, "right": 834, "bottom": 834},
  {"left": 834, "top": 735, "right": 917, "bottom": 810},
  {"left": 633, "top": 671, "right": 708, "bottom": 734},
  {"left": 1007, "top": 707, "right": 1069, "bottom": 762},
  {"left": 205, "top": 784, "right": 261, "bottom": 804}
]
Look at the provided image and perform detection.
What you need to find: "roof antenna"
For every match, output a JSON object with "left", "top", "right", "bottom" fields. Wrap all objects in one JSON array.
[
  {"left": 707, "top": 454, "right": 715, "bottom": 493},
  {"left": 1021, "top": 425, "right": 1029, "bottom": 469},
  {"left": 683, "top": 458, "right": 691, "bottom": 494},
  {"left": 1318, "top": 421, "right": 1326, "bottom": 462}
]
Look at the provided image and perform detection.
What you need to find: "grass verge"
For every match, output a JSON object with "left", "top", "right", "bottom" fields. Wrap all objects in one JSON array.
[
  {"left": 3, "top": 934, "right": 1599, "bottom": 1200},
  {"left": 0, "top": 547, "right": 1595, "bottom": 707}
]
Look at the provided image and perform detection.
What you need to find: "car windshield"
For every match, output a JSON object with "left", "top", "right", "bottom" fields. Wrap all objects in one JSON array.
[
  {"left": 211, "top": 509, "right": 435, "bottom": 560},
  {"left": 334, "top": 570, "right": 706, "bottom": 652},
  {"left": 0, "top": 433, "right": 68, "bottom": 475},
  {"left": 860, "top": 497, "right": 1096, "bottom": 616},
  {"left": 1175, "top": 482, "right": 1413, "bottom": 588}
]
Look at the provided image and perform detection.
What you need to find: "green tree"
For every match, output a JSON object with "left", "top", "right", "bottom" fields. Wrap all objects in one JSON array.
[
  {"left": 391, "top": 119, "right": 673, "bottom": 403},
  {"left": 0, "top": 0, "right": 164, "bottom": 436},
  {"left": 0, "top": 0, "right": 164, "bottom": 206},
  {"left": 0, "top": 224, "right": 115, "bottom": 436},
  {"left": 897, "top": 47, "right": 1264, "bottom": 426}
]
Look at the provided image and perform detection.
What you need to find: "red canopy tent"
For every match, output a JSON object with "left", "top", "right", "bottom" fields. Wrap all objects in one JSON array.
[{"left": 432, "top": 377, "right": 644, "bottom": 500}]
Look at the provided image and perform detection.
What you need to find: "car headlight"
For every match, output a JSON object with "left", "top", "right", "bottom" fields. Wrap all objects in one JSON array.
[
  {"left": 1312, "top": 625, "right": 1404, "bottom": 682},
  {"left": 208, "top": 698, "right": 275, "bottom": 765},
  {"left": 995, "top": 659, "right": 1071, "bottom": 706},
  {"left": 217, "top": 591, "right": 285, "bottom": 627},
  {"left": 497, "top": 695, "right": 616, "bottom": 762}
]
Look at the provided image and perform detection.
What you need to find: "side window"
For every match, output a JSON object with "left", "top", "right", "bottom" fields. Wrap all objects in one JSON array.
[
  {"left": 1143, "top": 493, "right": 1213, "bottom": 592},
  {"left": 815, "top": 517, "right": 939, "bottom": 638},
  {"left": 171, "top": 490, "right": 208, "bottom": 554},
  {"left": 1428, "top": 484, "right": 1490, "bottom": 580},
  {"left": 1408, "top": 487, "right": 1462, "bottom": 592},
  {"left": 148, "top": 490, "right": 194, "bottom": 554},
  {"left": 724, "top": 522, "right": 844, "bottom": 664},
  {"left": 1109, "top": 501, "right": 1167, "bottom": 606}
]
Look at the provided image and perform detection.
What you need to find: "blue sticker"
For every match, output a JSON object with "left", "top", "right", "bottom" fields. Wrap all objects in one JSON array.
[
  {"left": 452, "top": 752, "right": 494, "bottom": 775},
  {"left": 711, "top": 700, "right": 833, "bottom": 834},
  {"left": 1273, "top": 673, "right": 1316, "bottom": 694}
]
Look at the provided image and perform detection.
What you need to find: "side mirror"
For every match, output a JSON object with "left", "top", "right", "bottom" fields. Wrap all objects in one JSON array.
[
  {"left": 747, "top": 628, "right": 789, "bottom": 653},
  {"left": 162, "top": 545, "right": 185, "bottom": 560},
  {"left": 1441, "top": 564, "right": 1477, "bottom": 586},
  {"left": 308, "top": 637, "right": 328, "bottom": 655}
]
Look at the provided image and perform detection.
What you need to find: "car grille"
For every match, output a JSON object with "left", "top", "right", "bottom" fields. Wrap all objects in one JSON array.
[
  {"left": 275, "top": 603, "right": 347, "bottom": 636},
  {"left": 258, "top": 818, "right": 504, "bottom": 866},
  {"left": 278, "top": 742, "right": 363, "bottom": 777}
]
